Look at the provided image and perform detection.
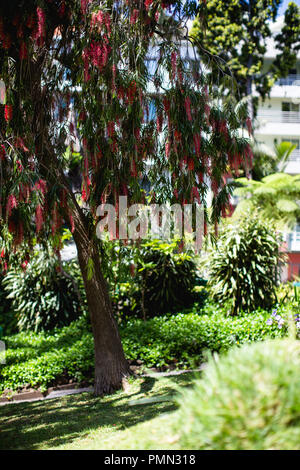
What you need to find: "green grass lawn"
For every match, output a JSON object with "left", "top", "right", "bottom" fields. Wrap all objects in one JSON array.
[{"left": 0, "top": 372, "right": 196, "bottom": 450}]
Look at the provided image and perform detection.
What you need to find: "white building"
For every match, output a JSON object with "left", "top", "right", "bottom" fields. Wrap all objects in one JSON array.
[
  {"left": 255, "top": 16, "right": 300, "bottom": 176},
  {"left": 254, "top": 16, "right": 300, "bottom": 279}
]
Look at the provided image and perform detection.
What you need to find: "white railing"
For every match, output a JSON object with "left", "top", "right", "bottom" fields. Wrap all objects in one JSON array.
[
  {"left": 275, "top": 75, "right": 300, "bottom": 86},
  {"left": 289, "top": 149, "right": 300, "bottom": 161},
  {"left": 257, "top": 110, "right": 300, "bottom": 123}
]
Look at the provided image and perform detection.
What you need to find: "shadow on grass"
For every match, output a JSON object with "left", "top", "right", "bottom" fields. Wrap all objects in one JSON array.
[{"left": 0, "top": 373, "right": 196, "bottom": 450}]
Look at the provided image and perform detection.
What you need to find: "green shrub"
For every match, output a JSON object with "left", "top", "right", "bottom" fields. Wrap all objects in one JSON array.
[
  {"left": 3, "top": 251, "right": 83, "bottom": 332},
  {"left": 0, "top": 304, "right": 289, "bottom": 394},
  {"left": 102, "top": 239, "right": 199, "bottom": 319},
  {"left": 174, "top": 338, "right": 300, "bottom": 450},
  {"left": 131, "top": 239, "right": 197, "bottom": 318},
  {"left": 205, "top": 214, "right": 284, "bottom": 315},
  {"left": 0, "top": 275, "right": 17, "bottom": 336}
]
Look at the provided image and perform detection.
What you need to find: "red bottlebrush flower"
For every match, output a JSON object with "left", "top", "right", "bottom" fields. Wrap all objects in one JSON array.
[
  {"left": 51, "top": 203, "right": 62, "bottom": 235},
  {"left": 35, "top": 7, "right": 45, "bottom": 46},
  {"left": 58, "top": 1, "right": 66, "bottom": 17},
  {"left": 91, "top": 10, "right": 104, "bottom": 32},
  {"left": 4, "top": 104, "right": 13, "bottom": 122},
  {"left": 188, "top": 158, "right": 194, "bottom": 171},
  {"left": 192, "top": 186, "right": 200, "bottom": 204},
  {"left": 35, "top": 179, "right": 47, "bottom": 195},
  {"left": 0, "top": 18, "right": 4, "bottom": 41},
  {"left": 246, "top": 117, "right": 252, "bottom": 136},
  {"left": 198, "top": 172, "right": 204, "bottom": 184},
  {"left": 6, "top": 194, "right": 18, "bottom": 217},
  {"left": 81, "top": 0, "right": 92, "bottom": 15},
  {"left": 69, "top": 212, "right": 75, "bottom": 234},
  {"left": 2, "top": 35, "right": 11, "bottom": 50},
  {"left": 0, "top": 144, "right": 5, "bottom": 160},
  {"left": 19, "top": 41, "right": 28, "bottom": 60},
  {"left": 26, "top": 14, "right": 35, "bottom": 30},
  {"left": 174, "top": 129, "right": 181, "bottom": 142},
  {"left": 79, "top": 110, "right": 87, "bottom": 121},
  {"left": 145, "top": 0, "right": 154, "bottom": 10},
  {"left": 163, "top": 98, "right": 170, "bottom": 115},
  {"left": 193, "top": 133, "right": 201, "bottom": 156},
  {"left": 16, "top": 160, "right": 23, "bottom": 173},
  {"left": 211, "top": 179, "right": 219, "bottom": 197},
  {"left": 0, "top": 249, "right": 4, "bottom": 258},
  {"left": 107, "top": 121, "right": 115, "bottom": 138},
  {"left": 165, "top": 141, "right": 171, "bottom": 159},
  {"left": 21, "top": 260, "right": 28, "bottom": 272},
  {"left": 105, "top": 13, "right": 111, "bottom": 36},
  {"left": 130, "top": 9, "right": 139, "bottom": 24},
  {"left": 134, "top": 127, "right": 140, "bottom": 141},
  {"left": 171, "top": 51, "right": 177, "bottom": 81},
  {"left": 35, "top": 204, "right": 44, "bottom": 233},
  {"left": 184, "top": 97, "right": 192, "bottom": 121},
  {"left": 156, "top": 114, "right": 163, "bottom": 133},
  {"left": 3, "top": 261, "right": 8, "bottom": 274},
  {"left": 15, "top": 137, "right": 29, "bottom": 152},
  {"left": 127, "top": 81, "right": 137, "bottom": 105},
  {"left": 130, "top": 159, "right": 137, "bottom": 177}
]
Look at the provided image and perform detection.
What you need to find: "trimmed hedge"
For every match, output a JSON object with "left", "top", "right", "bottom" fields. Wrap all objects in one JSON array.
[{"left": 0, "top": 305, "right": 289, "bottom": 394}]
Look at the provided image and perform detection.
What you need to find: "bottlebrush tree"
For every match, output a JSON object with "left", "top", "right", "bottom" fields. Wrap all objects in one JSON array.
[{"left": 0, "top": 0, "right": 252, "bottom": 395}]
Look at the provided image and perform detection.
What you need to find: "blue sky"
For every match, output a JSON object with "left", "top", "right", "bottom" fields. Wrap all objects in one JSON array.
[{"left": 279, "top": 0, "right": 300, "bottom": 15}]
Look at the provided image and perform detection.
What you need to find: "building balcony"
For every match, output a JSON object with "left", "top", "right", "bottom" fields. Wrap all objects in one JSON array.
[
  {"left": 257, "top": 110, "right": 300, "bottom": 124},
  {"left": 276, "top": 75, "right": 300, "bottom": 86},
  {"left": 255, "top": 110, "right": 300, "bottom": 137},
  {"left": 289, "top": 149, "right": 300, "bottom": 161}
]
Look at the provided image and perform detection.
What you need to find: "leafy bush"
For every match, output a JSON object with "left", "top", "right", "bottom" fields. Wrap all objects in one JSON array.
[
  {"left": 205, "top": 214, "right": 284, "bottom": 315},
  {"left": 134, "top": 240, "right": 197, "bottom": 317},
  {"left": 0, "top": 304, "right": 289, "bottom": 394},
  {"left": 102, "top": 239, "right": 199, "bottom": 319},
  {"left": 0, "top": 275, "right": 17, "bottom": 336},
  {"left": 174, "top": 338, "right": 300, "bottom": 450},
  {"left": 3, "top": 251, "right": 83, "bottom": 332}
]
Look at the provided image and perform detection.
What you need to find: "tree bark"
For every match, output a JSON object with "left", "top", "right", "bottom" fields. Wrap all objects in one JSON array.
[{"left": 72, "top": 210, "right": 130, "bottom": 396}]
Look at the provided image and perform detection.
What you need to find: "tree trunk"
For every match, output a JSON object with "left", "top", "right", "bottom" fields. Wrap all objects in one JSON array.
[{"left": 72, "top": 212, "right": 130, "bottom": 396}]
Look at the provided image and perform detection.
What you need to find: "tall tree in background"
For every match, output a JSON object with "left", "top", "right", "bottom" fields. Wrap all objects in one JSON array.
[
  {"left": 0, "top": 0, "right": 251, "bottom": 395},
  {"left": 191, "top": 0, "right": 300, "bottom": 116}
]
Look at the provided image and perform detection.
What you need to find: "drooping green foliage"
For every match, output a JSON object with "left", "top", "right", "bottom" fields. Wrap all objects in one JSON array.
[
  {"left": 0, "top": 1, "right": 254, "bottom": 394},
  {"left": 174, "top": 339, "right": 300, "bottom": 450},
  {"left": 2, "top": 250, "right": 83, "bottom": 332},
  {"left": 0, "top": 0, "right": 252, "bottom": 272},
  {"left": 204, "top": 214, "right": 283, "bottom": 314},
  {"left": 234, "top": 173, "right": 300, "bottom": 228},
  {"left": 191, "top": 0, "right": 300, "bottom": 111}
]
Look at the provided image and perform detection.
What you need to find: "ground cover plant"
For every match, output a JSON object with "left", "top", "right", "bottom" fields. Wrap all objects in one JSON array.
[{"left": 0, "top": 303, "right": 292, "bottom": 395}]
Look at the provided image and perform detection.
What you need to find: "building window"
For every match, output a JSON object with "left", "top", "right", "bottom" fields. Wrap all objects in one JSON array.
[{"left": 282, "top": 102, "right": 299, "bottom": 112}]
